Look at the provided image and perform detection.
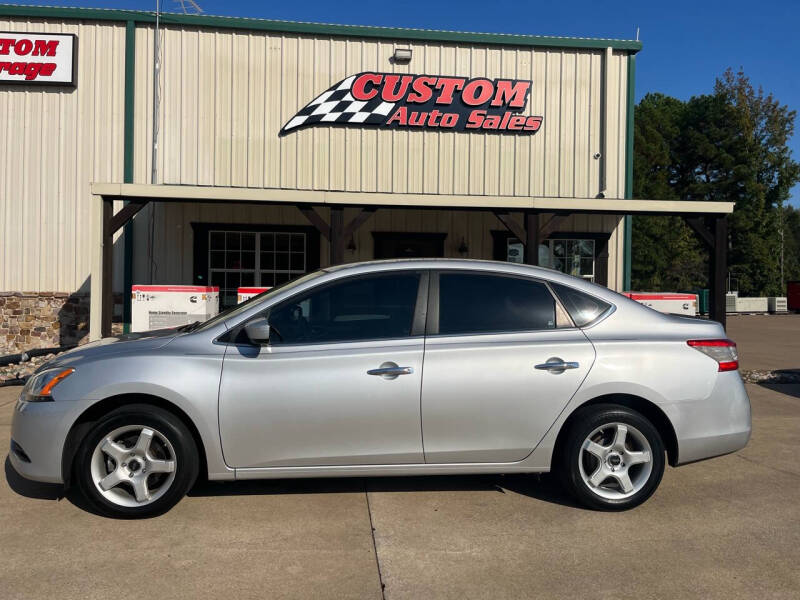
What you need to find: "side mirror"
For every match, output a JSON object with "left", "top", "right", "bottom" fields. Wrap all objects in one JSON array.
[{"left": 243, "top": 317, "right": 271, "bottom": 345}]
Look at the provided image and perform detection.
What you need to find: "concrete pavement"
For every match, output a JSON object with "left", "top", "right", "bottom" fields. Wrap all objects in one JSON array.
[{"left": 1, "top": 384, "right": 799, "bottom": 599}]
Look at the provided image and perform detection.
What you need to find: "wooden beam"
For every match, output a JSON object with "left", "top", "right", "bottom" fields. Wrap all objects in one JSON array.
[
  {"left": 343, "top": 207, "right": 376, "bottom": 240},
  {"left": 101, "top": 198, "right": 114, "bottom": 338},
  {"left": 525, "top": 211, "right": 539, "bottom": 265},
  {"left": 494, "top": 211, "right": 527, "bottom": 245},
  {"left": 299, "top": 206, "right": 331, "bottom": 241},
  {"left": 684, "top": 216, "right": 714, "bottom": 249},
  {"left": 709, "top": 215, "right": 728, "bottom": 329},
  {"left": 330, "top": 206, "right": 344, "bottom": 266},
  {"left": 109, "top": 198, "right": 149, "bottom": 234},
  {"left": 539, "top": 213, "right": 570, "bottom": 239}
]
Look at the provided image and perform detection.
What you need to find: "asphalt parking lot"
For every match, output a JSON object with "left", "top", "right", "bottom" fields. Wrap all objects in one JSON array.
[{"left": 2, "top": 381, "right": 799, "bottom": 600}]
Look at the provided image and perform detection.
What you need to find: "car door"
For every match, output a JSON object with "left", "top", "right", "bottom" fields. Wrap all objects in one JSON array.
[
  {"left": 218, "top": 270, "right": 428, "bottom": 468},
  {"left": 420, "top": 271, "right": 596, "bottom": 464}
]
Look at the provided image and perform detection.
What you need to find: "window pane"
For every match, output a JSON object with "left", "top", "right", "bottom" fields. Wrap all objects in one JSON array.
[
  {"left": 226, "top": 232, "right": 240, "bottom": 250},
  {"left": 275, "top": 253, "right": 289, "bottom": 271},
  {"left": 242, "top": 233, "right": 256, "bottom": 251},
  {"left": 211, "top": 271, "right": 225, "bottom": 288},
  {"left": 241, "top": 251, "right": 255, "bottom": 269},
  {"left": 275, "top": 233, "right": 291, "bottom": 252},
  {"left": 210, "top": 251, "right": 225, "bottom": 268},
  {"left": 578, "top": 240, "right": 594, "bottom": 257},
  {"left": 225, "top": 252, "right": 241, "bottom": 269},
  {"left": 260, "top": 233, "right": 274, "bottom": 251},
  {"left": 210, "top": 232, "right": 225, "bottom": 250},
  {"left": 550, "top": 282, "right": 611, "bottom": 327},
  {"left": 439, "top": 273, "right": 556, "bottom": 335},
  {"left": 261, "top": 252, "right": 275, "bottom": 270},
  {"left": 241, "top": 271, "right": 255, "bottom": 287},
  {"left": 580, "top": 258, "right": 594, "bottom": 276},
  {"left": 268, "top": 273, "right": 420, "bottom": 344},
  {"left": 290, "top": 253, "right": 305, "bottom": 271},
  {"left": 290, "top": 234, "right": 305, "bottom": 253}
]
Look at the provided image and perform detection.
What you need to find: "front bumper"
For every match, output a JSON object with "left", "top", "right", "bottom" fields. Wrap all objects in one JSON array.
[
  {"left": 668, "top": 371, "right": 752, "bottom": 465},
  {"left": 9, "top": 396, "right": 79, "bottom": 484}
]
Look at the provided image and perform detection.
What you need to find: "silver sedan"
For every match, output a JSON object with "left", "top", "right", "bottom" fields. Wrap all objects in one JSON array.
[{"left": 9, "top": 259, "right": 751, "bottom": 517}]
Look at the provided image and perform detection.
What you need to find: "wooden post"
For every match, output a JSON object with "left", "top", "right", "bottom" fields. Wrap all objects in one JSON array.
[
  {"left": 525, "top": 211, "right": 539, "bottom": 265},
  {"left": 101, "top": 198, "right": 114, "bottom": 338},
  {"left": 710, "top": 215, "right": 728, "bottom": 329},
  {"left": 330, "top": 206, "right": 344, "bottom": 266}
]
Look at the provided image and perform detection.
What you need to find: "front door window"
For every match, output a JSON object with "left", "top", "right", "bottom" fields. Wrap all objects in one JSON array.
[{"left": 545, "top": 239, "right": 595, "bottom": 281}]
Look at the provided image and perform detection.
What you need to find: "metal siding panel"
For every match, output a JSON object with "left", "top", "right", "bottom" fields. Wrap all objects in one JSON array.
[
  {"left": 360, "top": 41, "right": 378, "bottom": 192},
  {"left": 559, "top": 51, "right": 576, "bottom": 197},
  {"left": 280, "top": 35, "right": 298, "bottom": 188},
  {"left": 589, "top": 51, "right": 602, "bottom": 197},
  {"left": 573, "top": 51, "right": 591, "bottom": 198},
  {"left": 376, "top": 41, "right": 393, "bottom": 192},
  {"left": 344, "top": 39, "right": 362, "bottom": 192},
  {"left": 214, "top": 31, "right": 232, "bottom": 186},
  {"left": 422, "top": 45, "right": 440, "bottom": 194},
  {"left": 498, "top": 48, "right": 516, "bottom": 197},
  {"left": 437, "top": 45, "right": 456, "bottom": 195},
  {"left": 484, "top": 47, "right": 502, "bottom": 196},
  {"left": 264, "top": 33, "right": 281, "bottom": 188},
  {"left": 452, "top": 46, "right": 471, "bottom": 195},
  {"left": 230, "top": 32, "right": 250, "bottom": 187},
  {"left": 329, "top": 38, "right": 347, "bottom": 191},
  {"left": 513, "top": 49, "right": 531, "bottom": 196},
  {"left": 529, "top": 49, "right": 546, "bottom": 196},
  {"left": 392, "top": 42, "right": 411, "bottom": 194},
  {"left": 310, "top": 37, "right": 329, "bottom": 190},
  {"left": 543, "top": 50, "right": 561, "bottom": 197},
  {"left": 468, "top": 46, "right": 486, "bottom": 195}
]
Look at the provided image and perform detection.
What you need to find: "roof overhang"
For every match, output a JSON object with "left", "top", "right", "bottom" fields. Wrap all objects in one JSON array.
[{"left": 91, "top": 183, "right": 734, "bottom": 215}]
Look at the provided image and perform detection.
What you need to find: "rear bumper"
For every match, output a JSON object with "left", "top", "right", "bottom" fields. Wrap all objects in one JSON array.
[{"left": 668, "top": 371, "right": 752, "bottom": 465}]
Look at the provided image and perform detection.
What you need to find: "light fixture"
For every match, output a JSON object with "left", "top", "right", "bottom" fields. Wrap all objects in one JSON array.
[
  {"left": 458, "top": 238, "right": 468, "bottom": 255},
  {"left": 392, "top": 47, "right": 412, "bottom": 63}
]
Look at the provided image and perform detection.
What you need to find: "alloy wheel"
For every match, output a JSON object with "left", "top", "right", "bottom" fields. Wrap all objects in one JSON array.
[
  {"left": 578, "top": 422, "right": 653, "bottom": 500},
  {"left": 89, "top": 424, "right": 177, "bottom": 508}
]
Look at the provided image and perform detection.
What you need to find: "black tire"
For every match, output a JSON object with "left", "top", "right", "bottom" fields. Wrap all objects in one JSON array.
[
  {"left": 73, "top": 404, "right": 199, "bottom": 518},
  {"left": 558, "top": 404, "right": 665, "bottom": 511}
]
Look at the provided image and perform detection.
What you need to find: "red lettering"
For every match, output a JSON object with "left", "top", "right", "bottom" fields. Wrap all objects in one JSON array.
[
  {"left": 407, "top": 76, "right": 437, "bottom": 103},
  {"left": 381, "top": 75, "right": 413, "bottom": 102},
  {"left": 499, "top": 112, "right": 511, "bottom": 129},
  {"left": 439, "top": 113, "right": 458, "bottom": 128},
  {"left": 14, "top": 39, "right": 33, "bottom": 56},
  {"left": 0, "top": 62, "right": 9, "bottom": 72},
  {"left": 482, "top": 114, "right": 501, "bottom": 129},
  {"left": 0, "top": 39, "right": 13, "bottom": 54},
  {"left": 524, "top": 116, "right": 543, "bottom": 131},
  {"left": 491, "top": 80, "right": 530, "bottom": 108},
  {"left": 9, "top": 62, "right": 26, "bottom": 75},
  {"left": 352, "top": 73, "right": 382, "bottom": 101},
  {"left": 462, "top": 79, "right": 494, "bottom": 106},
  {"left": 408, "top": 111, "right": 427, "bottom": 126},
  {"left": 33, "top": 39, "right": 59, "bottom": 57},
  {"left": 38, "top": 63, "right": 56, "bottom": 77},
  {"left": 508, "top": 115, "right": 525, "bottom": 130},
  {"left": 386, "top": 106, "right": 408, "bottom": 125},
  {"left": 23, "top": 62, "right": 41, "bottom": 80},
  {"left": 466, "top": 109, "right": 484, "bottom": 128},
  {"left": 428, "top": 109, "right": 442, "bottom": 126},
  {"left": 434, "top": 77, "right": 465, "bottom": 104}
]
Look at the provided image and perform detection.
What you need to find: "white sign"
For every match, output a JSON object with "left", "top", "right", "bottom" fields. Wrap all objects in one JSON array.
[
  {"left": 0, "top": 32, "right": 76, "bottom": 85},
  {"left": 623, "top": 292, "right": 698, "bottom": 316},
  {"left": 131, "top": 285, "right": 219, "bottom": 332},
  {"left": 237, "top": 287, "right": 270, "bottom": 304}
]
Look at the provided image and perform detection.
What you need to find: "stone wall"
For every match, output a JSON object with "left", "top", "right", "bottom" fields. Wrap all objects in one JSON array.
[{"left": 0, "top": 292, "right": 90, "bottom": 355}]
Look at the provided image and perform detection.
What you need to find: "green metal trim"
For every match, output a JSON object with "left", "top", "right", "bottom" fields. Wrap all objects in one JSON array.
[
  {"left": 122, "top": 20, "right": 135, "bottom": 334},
  {"left": 0, "top": 5, "right": 642, "bottom": 52},
  {"left": 623, "top": 53, "right": 636, "bottom": 291}
]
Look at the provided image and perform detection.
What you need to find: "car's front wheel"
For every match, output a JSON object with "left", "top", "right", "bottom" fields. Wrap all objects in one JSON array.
[
  {"left": 73, "top": 404, "right": 199, "bottom": 518},
  {"left": 559, "top": 404, "right": 665, "bottom": 510}
]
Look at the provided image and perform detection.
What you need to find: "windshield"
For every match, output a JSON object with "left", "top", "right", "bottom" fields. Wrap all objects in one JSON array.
[{"left": 194, "top": 270, "right": 325, "bottom": 332}]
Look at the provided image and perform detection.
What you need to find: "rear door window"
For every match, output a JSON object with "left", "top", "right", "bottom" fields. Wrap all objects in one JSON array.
[{"left": 437, "top": 272, "right": 556, "bottom": 335}]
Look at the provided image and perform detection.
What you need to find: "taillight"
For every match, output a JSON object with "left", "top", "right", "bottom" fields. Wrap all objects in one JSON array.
[{"left": 687, "top": 339, "right": 738, "bottom": 371}]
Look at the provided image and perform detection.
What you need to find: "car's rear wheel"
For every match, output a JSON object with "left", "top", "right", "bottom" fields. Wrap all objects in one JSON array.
[
  {"left": 74, "top": 404, "right": 199, "bottom": 518},
  {"left": 559, "top": 404, "right": 665, "bottom": 510}
]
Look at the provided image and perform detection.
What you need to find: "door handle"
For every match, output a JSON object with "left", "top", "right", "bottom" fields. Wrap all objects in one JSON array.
[
  {"left": 367, "top": 366, "right": 414, "bottom": 376},
  {"left": 367, "top": 363, "right": 414, "bottom": 379},
  {"left": 534, "top": 358, "right": 579, "bottom": 373}
]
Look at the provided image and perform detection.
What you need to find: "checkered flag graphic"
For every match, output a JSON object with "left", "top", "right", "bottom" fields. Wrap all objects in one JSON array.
[{"left": 280, "top": 74, "right": 396, "bottom": 135}]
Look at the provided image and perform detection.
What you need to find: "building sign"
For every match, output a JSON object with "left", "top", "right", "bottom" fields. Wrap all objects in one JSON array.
[
  {"left": 0, "top": 32, "right": 76, "bottom": 85},
  {"left": 281, "top": 72, "right": 542, "bottom": 136}
]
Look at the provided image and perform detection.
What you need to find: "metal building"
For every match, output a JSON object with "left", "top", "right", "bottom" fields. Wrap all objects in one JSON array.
[{"left": 0, "top": 5, "right": 732, "bottom": 353}]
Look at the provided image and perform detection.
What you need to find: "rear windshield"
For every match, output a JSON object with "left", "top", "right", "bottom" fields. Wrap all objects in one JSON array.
[{"left": 550, "top": 282, "right": 612, "bottom": 327}]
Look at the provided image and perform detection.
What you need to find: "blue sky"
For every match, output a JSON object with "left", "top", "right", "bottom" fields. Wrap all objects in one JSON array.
[{"left": 9, "top": 0, "right": 800, "bottom": 204}]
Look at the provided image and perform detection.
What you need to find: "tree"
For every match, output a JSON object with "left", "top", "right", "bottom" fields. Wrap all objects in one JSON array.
[{"left": 632, "top": 70, "right": 800, "bottom": 296}]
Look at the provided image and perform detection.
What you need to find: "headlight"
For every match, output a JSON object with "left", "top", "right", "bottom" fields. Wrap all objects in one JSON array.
[{"left": 20, "top": 368, "right": 75, "bottom": 402}]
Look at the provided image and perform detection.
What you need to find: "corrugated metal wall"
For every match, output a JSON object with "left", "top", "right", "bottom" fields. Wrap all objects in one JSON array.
[
  {"left": 131, "top": 25, "right": 628, "bottom": 198},
  {"left": 0, "top": 17, "right": 628, "bottom": 295},
  {"left": 130, "top": 24, "right": 627, "bottom": 290},
  {"left": 0, "top": 18, "right": 125, "bottom": 293}
]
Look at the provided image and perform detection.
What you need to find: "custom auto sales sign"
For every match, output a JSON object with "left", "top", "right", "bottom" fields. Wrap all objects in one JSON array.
[
  {"left": 0, "top": 32, "right": 76, "bottom": 85},
  {"left": 280, "top": 72, "right": 542, "bottom": 136}
]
